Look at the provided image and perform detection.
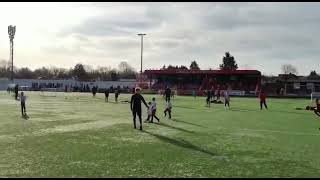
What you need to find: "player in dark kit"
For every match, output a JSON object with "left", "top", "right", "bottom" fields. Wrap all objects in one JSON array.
[
  {"left": 259, "top": 91, "right": 268, "bottom": 110},
  {"left": 14, "top": 84, "right": 19, "bottom": 100},
  {"left": 104, "top": 88, "right": 109, "bottom": 102},
  {"left": 205, "top": 89, "right": 212, "bottom": 107},
  {"left": 216, "top": 85, "right": 221, "bottom": 101},
  {"left": 115, "top": 89, "right": 119, "bottom": 103},
  {"left": 92, "top": 86, "right": 97, "bottom": 97},
  {"left": 20, "top": 92, "right": 27, "bottom": 117},
  {"left": 130, "top": 87, "right": 148, "bottom": 131},
  {"left": 164, "top": 86, "right": 171, "bottom": 102}
]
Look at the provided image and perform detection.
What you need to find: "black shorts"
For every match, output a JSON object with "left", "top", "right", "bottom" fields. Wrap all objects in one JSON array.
[{"left": 132, "top": 109, "right": 142, "bottom": 117}]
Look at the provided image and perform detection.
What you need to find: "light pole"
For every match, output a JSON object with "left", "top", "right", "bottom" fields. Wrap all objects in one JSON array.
[
  {"left": 8, "top": 25, "right": 16, "bottom": 81},
  {"left": 137, "top": 33, "right": 146, "bottom": 74}
]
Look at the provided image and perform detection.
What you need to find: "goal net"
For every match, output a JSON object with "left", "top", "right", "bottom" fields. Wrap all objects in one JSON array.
[{"left": 40, "top": 88, "right": 58, "bottom": 97}]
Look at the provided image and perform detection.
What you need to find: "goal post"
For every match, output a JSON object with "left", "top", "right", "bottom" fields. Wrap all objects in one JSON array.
[
  {"left": 311, "top": 92, "right": 320, "bottom": 102},
  {"left": 40, "top": 88, "right": 58, "bottom": 97}
]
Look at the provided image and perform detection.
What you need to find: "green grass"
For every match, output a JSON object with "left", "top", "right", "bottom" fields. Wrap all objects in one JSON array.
[{"left": 0, "top": 91, "right": 319, "bottom": 177}]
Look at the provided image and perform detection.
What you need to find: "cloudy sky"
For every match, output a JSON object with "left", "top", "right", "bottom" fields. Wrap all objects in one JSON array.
[{"left": 0, "top": 2, "right": 319, "bottom": 75}]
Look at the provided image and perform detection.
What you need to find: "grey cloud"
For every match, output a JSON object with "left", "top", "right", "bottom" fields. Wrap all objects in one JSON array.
[
  {"left": 200, "top": 3, "right": 320, "bottom": 31},
  {"left": 44, "top": 3, "right": 320, "bottom": 75}
]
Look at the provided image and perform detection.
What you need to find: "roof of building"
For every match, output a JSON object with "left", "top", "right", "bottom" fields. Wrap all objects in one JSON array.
[{"left": 144, "top": 69, "right": 261, "bottom": 76}]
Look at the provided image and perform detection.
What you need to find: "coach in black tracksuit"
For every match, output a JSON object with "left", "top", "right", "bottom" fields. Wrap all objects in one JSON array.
[
  {"left": 164, "top": 87, "right": 171, "bottom": 102},
  {"left": 130, "top": 88, "right": 148, "bottom": 131}
]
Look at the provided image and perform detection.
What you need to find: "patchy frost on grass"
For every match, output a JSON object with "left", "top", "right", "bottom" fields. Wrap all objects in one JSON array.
[
  {"left": 33, "top": 119, "right": 127, "bottom": 136},
  {"left": 110, "top": 136, "right": 155, "bottom": 143},
  {"left": 0, "top": 164, "right": 11, "bottom": 168},
  {"left": 240, "top": 129, "right": 320, "bottom": 136},
  {"left": 232, "top": 131, "right": 267, "bottom": 139},
  {"left": 67, "top": 161, "right": 100, "bottom": 168},
  {"left": 0, "top": 135, "right": 17, "bottom": 142}
]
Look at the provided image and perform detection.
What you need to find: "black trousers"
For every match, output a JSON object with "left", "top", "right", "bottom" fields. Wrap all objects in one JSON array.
[
  {"left": 151, "top": 110, "right": 160, "bottom": 122},
  {"left": 15, "top": 92, "right": 18, "bottom": 100},
  {"left": 164, "top": 108, "right": 171, "bottom": 119},
  {"left": 206, "top": 97, "right": 210, "bottom": 105},
  {"left": 21, "top": 102, "right": 26, "bottom": 115},
  {"left": 132, "top": 109, "right": 142, "bottom": 129},
  {"left": 260, "top": 100, "right": 268, "bottom": 109},
  {"left": 225, "top": 100, "right": 230, "bottom": 107},
  {"left": 165, "top": 96, "right": 170, "bottom": 102}
]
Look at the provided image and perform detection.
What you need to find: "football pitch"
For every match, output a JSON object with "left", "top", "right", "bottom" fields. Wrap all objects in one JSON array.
[{"left": 0, "top": 91, "right": 319, "bottom": 178}]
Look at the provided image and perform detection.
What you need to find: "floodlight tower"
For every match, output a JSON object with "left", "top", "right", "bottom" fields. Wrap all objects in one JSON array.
[
  {"left": 8, "top": 25, "right": 16, "bottom": 81},
  {"left": 137, "top": 33, "right": 146, "bottom": 74}
]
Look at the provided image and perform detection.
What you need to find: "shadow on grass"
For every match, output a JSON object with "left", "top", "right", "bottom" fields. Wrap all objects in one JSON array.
[
  {"left": 174, "top": 104, "right": 227, "bottom": 111},
  {"left": 21, "top": 115, "right": 29, "bottom": 120},
  {"left": 229, "top": 108, "right": 310, "bottom": 115},
  {"left": 106, "top": 101, "right": 130, "bottom": 104},
  {"left": 144, "top": 130, "right": 216, "bottom": 157},
  {"left": 173, "top": 105, "right": 199, "bottom": 110},
  {"left": 171, "top": 118, "right": 205, "bottom": 128},
  {"left": 155, "top": 122, "right": 195, "bottom": 134}
]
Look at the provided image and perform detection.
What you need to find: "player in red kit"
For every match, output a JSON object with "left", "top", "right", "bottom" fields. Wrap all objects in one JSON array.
[{"left": 259, "top": 91, "right": 268, "bottom": 110}]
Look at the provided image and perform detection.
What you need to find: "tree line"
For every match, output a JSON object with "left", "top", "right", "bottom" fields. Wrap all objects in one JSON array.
[
  {"left": 0, "top": 52, "right": 238, "bottom": 81},
  {"left": 0, "top": 60, "right": 136, "bottom": 81},
  {"left": 1, "top": 51, "right": 318, "bottom": 81}
]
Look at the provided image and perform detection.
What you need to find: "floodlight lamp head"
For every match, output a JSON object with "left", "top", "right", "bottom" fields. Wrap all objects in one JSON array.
[{"left": 8, "top": 25, "right": 16, "bottom": 40}]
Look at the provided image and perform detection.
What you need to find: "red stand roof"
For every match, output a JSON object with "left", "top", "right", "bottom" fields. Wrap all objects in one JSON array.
[{"left": 144, "top": 69, "right": 261, "bottom": 76}]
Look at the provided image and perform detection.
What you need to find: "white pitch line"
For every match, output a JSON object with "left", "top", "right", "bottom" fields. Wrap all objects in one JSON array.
[{"left": 240, "top": 128, "right": 320, "bottom": 136}]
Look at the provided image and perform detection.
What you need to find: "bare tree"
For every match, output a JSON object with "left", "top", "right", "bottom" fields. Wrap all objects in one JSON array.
[
  {"left": 84, "top": 64, "right": 94, "bottom": 73},
  {"left": 0, "top": 59, "right": 9, "bottom": 78},
  {"left": 118, "top": 61, "right": 135, "bottom": 72},
  {"left": 118, "top": 61, "right": 136, "bottom": 79},
  {"left": 281, "top": 64, "right": 298, "bottom": 75},
  {"left": 281, "top": 64, "right": 298, "bottom": 95}
]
